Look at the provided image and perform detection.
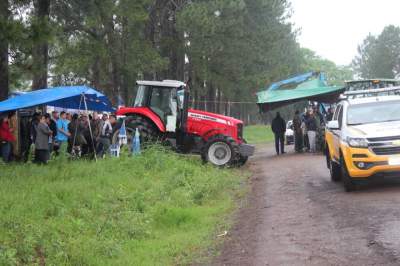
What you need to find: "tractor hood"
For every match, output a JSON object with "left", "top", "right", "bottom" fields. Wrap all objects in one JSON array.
[{"left": 188, "top": 109, "right": 243, "bottom": 126}]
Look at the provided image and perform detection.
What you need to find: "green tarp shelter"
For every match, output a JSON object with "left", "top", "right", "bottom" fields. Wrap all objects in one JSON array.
[{"left": 257, "top": 77, "right": 345, "bottom": 112}]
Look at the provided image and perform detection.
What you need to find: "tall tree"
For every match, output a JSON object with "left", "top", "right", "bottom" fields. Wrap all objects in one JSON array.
[
  {"left": 301, "top": 48, "right": 353, "bottom": 85},
  {"left": 0, "top": 0, "right": 10, "bottom": 100},
  {"left": 353, "top": 25, "right": 400, "bottom": 79},
  {"left": 178, "top": 0, "right": 301, "bottom": 118},
  {"left": 31, "top": 0, "right": 50, "bottom": 90},
  {"left": 51, "top": 0, "right": 167, "bottom": 104}
]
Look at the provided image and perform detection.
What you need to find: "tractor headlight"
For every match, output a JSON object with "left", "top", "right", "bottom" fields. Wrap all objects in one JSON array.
[{"left": 347, "top": 137, "right": 368, "bottom": 148}]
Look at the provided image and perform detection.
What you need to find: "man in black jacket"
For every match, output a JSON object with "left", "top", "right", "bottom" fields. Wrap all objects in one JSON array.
[{"left": 271, "top": 112, "right": 286, "bottom": 155}]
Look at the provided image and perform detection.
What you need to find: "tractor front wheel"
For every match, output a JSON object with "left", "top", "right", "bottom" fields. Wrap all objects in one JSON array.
[{"left": 202, "top": 135, "right": 240, "bottom": 167}]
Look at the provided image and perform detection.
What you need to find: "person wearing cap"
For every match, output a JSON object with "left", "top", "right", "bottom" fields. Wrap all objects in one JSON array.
[
  {"left": 68, "top": 113, "right": 86, "bottom": 155},
  {"left": 271, "top": 112, "right": 286, "bottom": 155},
  {"left": 0, "top": 114, "right": 16, "bottom": 163},
  {"left": 56, "top": 111, "right": 70, "bottom": 152},
  {"left": 305, "top": 109, "right": 318, "bottom": 153},
  {"left": 34, "top": 114, "right": 52, "bottom": 164},
  {"left": 45, "top": 113, "right": 57, "bottom": 153},
  {"left": 293, "top": 110, "right": 303, "bottom": 153},
  {"left": 7, "top": 112, "right": 19, "bottom": 159},
  {"left": 81, "top": 113, "right": 93, "bottom": 156},
  {"left": 96, "top": 113, "right": 113, "bottom": 158}
]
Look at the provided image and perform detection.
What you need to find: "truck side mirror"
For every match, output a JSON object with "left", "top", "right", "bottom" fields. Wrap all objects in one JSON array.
[{"left": 327, "top": 120, "right": 339, "bottom": 130}]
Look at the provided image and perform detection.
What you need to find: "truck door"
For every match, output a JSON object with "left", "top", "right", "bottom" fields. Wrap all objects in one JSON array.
[{"left": 332, "top": 105, "right": 343, "bottom": 161}]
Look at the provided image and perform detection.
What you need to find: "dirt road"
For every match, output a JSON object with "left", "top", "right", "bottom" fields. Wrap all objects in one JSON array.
[{"left": 214, "top": 144, "right": 400, "bottom": 266}]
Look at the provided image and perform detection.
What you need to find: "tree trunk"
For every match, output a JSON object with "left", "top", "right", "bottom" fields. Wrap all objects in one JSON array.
[
  {"left": 32, "top": 0, "right": 50, "bottom": 90},
  {"left": 207, "top": 84, "right": 215, "bottom": 113},
  {"left": 91, "top": 56, "right": 101, "bottom": 89},
  {"left": 146, "top": 0, "right": 187, "bottom": 80},
  {"left": 145, "top": 0, "right": 165, "bottom": 80},
  {"left": 224, "top": 98, "right": 229, "bottom": 116},
  {"left": 216, "top": 89, "right": 221, "bottom": 114},
  {"left": 121, "top": 17, "right": 130, "bottom": 106},
  {"left": 0, "top": 0, "right": 9, "bottom": 100},
  {"left": 193, "top": 89, "right": 198, "bottom": 109}
]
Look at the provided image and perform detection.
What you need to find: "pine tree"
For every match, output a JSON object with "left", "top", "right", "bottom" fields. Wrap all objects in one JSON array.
[
  {"left": 0, "top": 0, "right": 10, "bottom": 100},
  {"left": 31, "top": 0, "right": 51, "bottom": 90},
  {"left": 353, "top": 25, "right": 400, "bottom": 79}
]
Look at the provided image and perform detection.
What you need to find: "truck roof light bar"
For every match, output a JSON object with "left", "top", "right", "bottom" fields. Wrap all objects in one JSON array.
[{"left": 343, "top": 86, "right": 400, "bottom": 97}]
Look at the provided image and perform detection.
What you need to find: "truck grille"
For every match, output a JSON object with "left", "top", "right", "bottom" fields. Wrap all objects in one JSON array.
[
  {"left": 372, "top": 147, "right": 400, "bottom": 155},
  {"left": 367, "top": 135, "right": 400, "bottom": 142},
  {"left": 368, "top": 136, "right": 400, "bottom": 155}
]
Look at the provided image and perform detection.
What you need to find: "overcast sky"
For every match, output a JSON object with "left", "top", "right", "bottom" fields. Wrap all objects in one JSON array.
[{"left": 290, "top": 0, "right": 400, "bottom": 66}]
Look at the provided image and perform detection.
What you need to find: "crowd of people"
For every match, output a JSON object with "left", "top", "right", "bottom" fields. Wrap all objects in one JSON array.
[
  {"left": 0, "top": 110, "right": 118, "bottom": 164},
  {"left": 271, "top": 105, "right": 333, "bottom": 155}
]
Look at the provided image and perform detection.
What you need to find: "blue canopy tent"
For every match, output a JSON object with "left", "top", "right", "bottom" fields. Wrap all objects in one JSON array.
[
  {"left": 0, "top": 86, "right": 114, "bottom": 113},
  {"left": 0, "top": 86, "right": 115, "bottom": 162}
]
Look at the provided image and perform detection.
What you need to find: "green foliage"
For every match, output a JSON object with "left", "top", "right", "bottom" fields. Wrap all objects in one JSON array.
[
  {"left": 353, "top": 25, "right": 400, "bottom": 79},
  {"left": 178, "top": 0, "right": 301, "bottom": 102},
  {"left": 0, "top": 147, "right": 246, "bottom": 265},
  {"left": 300, "top": 48, "right": 353, "bottom": 85},
  {"left": 50, "top": 0, "right": 167, "bottom": 101},
  {"left": 244, "top": 125, "right": 274, "bottom": 144},
  {"left": 1, "top": 0, "right": 357, "bottom": 118}
]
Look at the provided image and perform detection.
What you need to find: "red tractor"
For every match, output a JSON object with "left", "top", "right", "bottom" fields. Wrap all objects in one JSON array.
[{"left": 115, "top": 80, "right": 254, "bottom": 167}]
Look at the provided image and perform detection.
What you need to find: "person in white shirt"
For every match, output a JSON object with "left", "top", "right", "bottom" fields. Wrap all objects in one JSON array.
[{"left": 96, "top": 114, "right": 113, "bottom": 158}]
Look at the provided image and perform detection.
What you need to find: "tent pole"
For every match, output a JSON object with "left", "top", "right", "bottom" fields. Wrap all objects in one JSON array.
[
  {"left": 83, "top": 93, "right": 98, "bottom": 162},
  {"left": 72, "top": 94, "right": 83, "bottom": 153}
]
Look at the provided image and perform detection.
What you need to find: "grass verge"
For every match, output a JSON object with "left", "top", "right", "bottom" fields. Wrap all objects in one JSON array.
[
  {"left": 244, "top": 125, "right": 274, "bottom": 144},
  {"left": 0, "top": 147, "right": 247, "bottom": 265}
]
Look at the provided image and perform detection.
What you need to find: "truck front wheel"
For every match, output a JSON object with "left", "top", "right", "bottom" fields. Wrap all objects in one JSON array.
[
  {"left": 340, "top": 156, "right": 356, "bottom": 192},
  {"left": 327, "top": 147, "right": 341, "bottom": 182},
  {"left": 329, "top": 159, "right": 342, "bottom": 182}
]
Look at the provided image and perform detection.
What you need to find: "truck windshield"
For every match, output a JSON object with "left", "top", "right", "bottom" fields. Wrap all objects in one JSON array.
[{"left": 347, "top": 100, "right": 400, "bottom": 125}]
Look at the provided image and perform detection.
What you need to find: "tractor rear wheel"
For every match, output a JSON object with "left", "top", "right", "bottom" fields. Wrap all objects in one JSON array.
[
  {"left": 202, "top": 135, "right": 240, "bottom": 167},
  {"left": 112, "top": 115, "right": 161, "bottom": 147}
]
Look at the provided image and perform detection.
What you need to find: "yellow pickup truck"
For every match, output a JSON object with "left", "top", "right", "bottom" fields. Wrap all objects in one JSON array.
[{"left": 325, "top": 88, "right": 400, "bottom": 191}]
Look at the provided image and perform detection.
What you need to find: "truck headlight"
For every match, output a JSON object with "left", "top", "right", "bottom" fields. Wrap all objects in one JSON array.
[{"left": 347, "top": 137, "right": 368, "bottom": 148}]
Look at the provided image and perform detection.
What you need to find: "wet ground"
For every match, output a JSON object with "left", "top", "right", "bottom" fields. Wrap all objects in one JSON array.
[{"left": 214, "top": 144, "right": 400, "bottom": 266}]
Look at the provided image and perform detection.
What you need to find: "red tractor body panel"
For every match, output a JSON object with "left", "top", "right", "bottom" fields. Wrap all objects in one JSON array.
[
  {"left": 187, "top": 109, "right": 244, "bottom": 143},
  {"left": 116, "top": 107, "right": 166, "bottom": 132},
  {"left": 115, "top": 107, "right": 244, "bottom": 143}
]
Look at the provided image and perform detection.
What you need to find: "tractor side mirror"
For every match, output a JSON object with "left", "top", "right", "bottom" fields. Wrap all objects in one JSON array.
[{"left": 327, "top": 120, "right": 339, "bottom": 130}]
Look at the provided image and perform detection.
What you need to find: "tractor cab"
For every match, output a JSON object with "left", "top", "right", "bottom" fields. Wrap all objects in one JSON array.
[{"left": 132, "top": 80, "right": 187, "bottom": 133}]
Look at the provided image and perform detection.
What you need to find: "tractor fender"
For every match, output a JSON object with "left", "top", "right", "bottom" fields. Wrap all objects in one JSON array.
[
  {"left": 117, "top": 107, "right": 166, "bottom": 132},
  {"left": 202, "top": 128, "right": 230, "bottom": 141}
]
